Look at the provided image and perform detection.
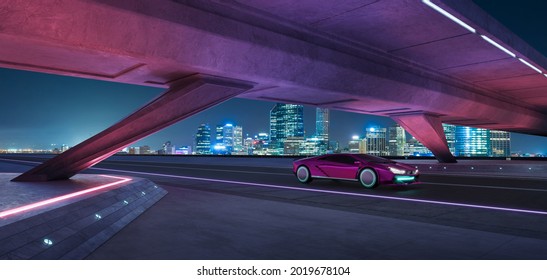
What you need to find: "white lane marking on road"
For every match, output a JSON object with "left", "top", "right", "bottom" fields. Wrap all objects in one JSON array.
[{"left": 91, "top": 167, "right": 547, "bottom": 216}]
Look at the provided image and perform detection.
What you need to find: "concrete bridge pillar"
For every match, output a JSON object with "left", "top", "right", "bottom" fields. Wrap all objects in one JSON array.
[
  {"left": 391, "top": 113, "right": 457, "bottom": 163},
  {"left": 13, "top": 74, "right": 252, "bottom": 181}
]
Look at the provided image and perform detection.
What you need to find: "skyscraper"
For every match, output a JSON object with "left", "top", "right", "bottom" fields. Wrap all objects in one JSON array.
[
  {"left": 232, "top": 125, "right": 243, "bottom": 153},
  {"left": 269, "top": 103, "right": 304, "bottom": 154},
  {"left": 315, "top": 108, "right": 329, "bottom": 141},
  {"left": 443, "top": 124, "right": 456, "bottom": 155},
  {"left": 365, "top": 127, "right": 387, "bottom": 156},
  {"left": 405, "top": 137, "right": 432, "bottom": 156},
  {"left": 215, "top": 125, "right": 224, "bottom": 146},
  {"left": 314, "top": 108, "right": 329, "bottom": 155},
  {"left": 348, "top": 135, "right": 361, "bottom": 153},
  {"left": 388, "top": 125, "right": 406, "bottom": 156},
  {"left": 490, "top": 130, "right": 511, "bottom": 157},
  {"left": 162, "top": 141, "right": 174, "bottom": 155},
  {"left": 455, "top": 126, "right": 490, "bottom": 157},
  {"left": 222, "top": 123, "right": 234, "bottom": 152},
  {"left": 195, "top": 123, "right": 211, "bottom": 154}
]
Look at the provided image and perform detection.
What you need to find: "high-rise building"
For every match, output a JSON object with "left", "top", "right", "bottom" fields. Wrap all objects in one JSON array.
[
  {"left": 329, "top": 140, "right": 339, "bottom": 152},
  {"left": 365, "top": 127, "right": 387, "bottom": 156},
  {"left": 61, "top": 144, "right": 70, "bottom": 153},
  {"left": 455, "top": 126, "right": 490, "bottom": 157},
  {"left": 269, "top": 103, "right": 304, "bottom": 154},
  {"left": 195, "top": 123, "right": 211, "bottom": 154},
  {"left": 405, "top": 137, "right": 432, "bottom": 156},
  {"left": 348, "top": 135, "right": 361, "bottom": 153},
  {"left": 283, "top": 137, "right": 304, "bottom": 155},
  {"left": 315, "top": 108, "right": 329, "bottom": 141},
  {"left": 490, "top": 130, "right": 511, "bottom": 157},
  {"left": 215, "top": 125, "right": 224, "bottom": 146},
  {"left": 222, "top": 123, "right": 234, "bottom": 152},
  {"left": 358, "top": 138, "right": 367, "bottom": 154},
  {"left": 252, "top": 133, "right": 269, "bottom": 154},
  {"left": 443, "top": 124, "right": 456, "bottom": 155},
  {"left": 175, "top": 146, "right": 192, "bottom": 155},
  {"left": 388, "top": 125, "right": 406, "bottom": 156},
  {"left": 139, "top": 145, "right": 151, "bottom": 155},
  {"left": 162, "top": 141, "right": 174, "bottom": 155},
  {"left": 233, "top": 125, "right": 243, "bottom": 153},
  {"left": 244, "top": 137, "right": 254, "bottom": 155}
]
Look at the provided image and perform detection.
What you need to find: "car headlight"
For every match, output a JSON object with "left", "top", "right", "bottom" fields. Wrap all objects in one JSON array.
[{"left": 388, "top": 167, "right": 406, "bottom": 175}]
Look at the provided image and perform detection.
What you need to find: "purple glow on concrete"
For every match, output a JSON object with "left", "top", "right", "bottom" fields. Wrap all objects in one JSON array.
[
  {"left": 0, "top": 175, "right": 131, "bottom": 219},
  {"left": 91, "top": 167, "right": 547, "bottom": 216}
]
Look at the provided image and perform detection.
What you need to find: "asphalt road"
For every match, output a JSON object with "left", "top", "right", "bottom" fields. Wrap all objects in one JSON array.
[{"left": 1, "top": 155, "right": 547, "bottom": 259}]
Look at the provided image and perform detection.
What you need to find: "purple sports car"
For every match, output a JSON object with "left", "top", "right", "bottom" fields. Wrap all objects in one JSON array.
[{"left": 293, "top": 154, "right": 419, "bottom": 189}]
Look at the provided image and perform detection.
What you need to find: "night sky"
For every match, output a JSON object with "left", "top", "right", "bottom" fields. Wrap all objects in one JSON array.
[{"left": 0, "top": 1, "right": 546, "bottom": 154}]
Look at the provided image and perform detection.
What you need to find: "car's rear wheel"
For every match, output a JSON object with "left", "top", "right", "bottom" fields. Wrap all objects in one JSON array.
[
  {"left": 296, "top": 165, "right": 312, "bottom": 184},
  {"left": 359, "top": 168, "right": 378, "bottom": 189}
]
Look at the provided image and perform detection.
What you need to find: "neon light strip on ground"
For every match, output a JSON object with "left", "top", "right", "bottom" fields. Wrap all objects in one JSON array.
[
  {"left": 91, "top": 167, "right": 547, "bottom": 216},
  {"left": 0, "top": 175, "right": 131, "bottom": 218}
]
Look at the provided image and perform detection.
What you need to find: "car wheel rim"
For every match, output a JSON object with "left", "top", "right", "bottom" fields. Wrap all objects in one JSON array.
[
  {"left": 297, "top": 167, "right": 309, "bottom": 182},
  {"left": 360, "top": 169, "right": 376, "bottom": 188}
]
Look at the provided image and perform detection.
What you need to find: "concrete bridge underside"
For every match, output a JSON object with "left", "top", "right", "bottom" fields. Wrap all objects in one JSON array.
[{"left": 1, "top": 0, "right": 546, "bottom": 180}]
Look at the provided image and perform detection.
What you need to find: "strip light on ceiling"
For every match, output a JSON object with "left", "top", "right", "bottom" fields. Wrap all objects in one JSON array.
[
  {"left": 423, "top": 0, "right": 545, "bottom": 77},
  {"left": 422, "top": 0, "right": 476, "bottom": 33},
  {"left": 480, "top": 35, "right": 516, "bottom": 58},
  {"left": 0, "top": 175, "right": 131, "bottom": 219},
  {"left": 519, "top": 58, "right": 543, "bottom": 73}
]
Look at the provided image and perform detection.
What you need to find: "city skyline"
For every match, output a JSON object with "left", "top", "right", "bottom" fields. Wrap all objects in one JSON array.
[
  {"left": 1, "top": 66, "right": 546, "bottom": 156},
  {"left": 123, "top": 122, "right": 516, "bottom": 157}
]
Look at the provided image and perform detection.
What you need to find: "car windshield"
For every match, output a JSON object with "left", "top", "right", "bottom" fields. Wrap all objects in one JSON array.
[{"left": 353, "top": 154, "right": 394, "bottom": 163}]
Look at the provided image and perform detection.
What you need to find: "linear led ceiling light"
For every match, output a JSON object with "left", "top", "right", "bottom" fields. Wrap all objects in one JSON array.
[
  {"left": 423, "top": 0, "right": 545, "bottom": 77},
  {"left": 422, "top": 0, "right": 476, "bottom": 33},
  {"left": 0, "top": 175, "right": 131, "bottom": 219},
  {"left": 519, "top": 58, "right": 543, "bottom": 73},
  {"left": 480, "top": 35, "right": 516, "bottom": 57}
]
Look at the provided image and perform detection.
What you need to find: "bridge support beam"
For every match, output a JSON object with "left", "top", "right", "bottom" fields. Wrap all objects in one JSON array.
[
  {"left": 13, "top": 74, "right": 253, "bottom": 182},
  {"left": 391, "top": 113, "right": 457, "bottom": 163}
]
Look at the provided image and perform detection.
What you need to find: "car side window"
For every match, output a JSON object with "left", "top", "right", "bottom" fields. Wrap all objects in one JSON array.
[{"left": 323, "top": 155, "right": 355, "bottom": 165}]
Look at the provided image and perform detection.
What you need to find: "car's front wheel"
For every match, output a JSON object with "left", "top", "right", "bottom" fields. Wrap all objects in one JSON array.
[
  {"left": 296, "top": 165, "right": 312, "bottom": 184},
  {"left": 359, "top": 168, "right": 378, "bottom": 189}
]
